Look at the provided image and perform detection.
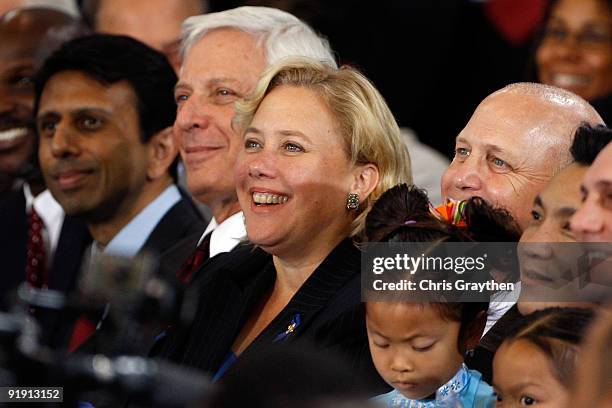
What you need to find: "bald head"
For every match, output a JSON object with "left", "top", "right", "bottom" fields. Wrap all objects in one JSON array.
[
  {"left": 485, "top": 83, "right": 603, "bottom": 170},
  {"left": 0, "top": 8, "right": 82, "bottom": 62},
  {"left": 441, "top": 82, "right": 604, "bottom": 230},
  {"left": 0, "top": 1, "right": 79, "bottom": 18},
  {"left": 0, "top": 8, "right": 82, "bottom": 186},
  {"left": 0, "top": 0, "right": 24, "bottom": 17}
]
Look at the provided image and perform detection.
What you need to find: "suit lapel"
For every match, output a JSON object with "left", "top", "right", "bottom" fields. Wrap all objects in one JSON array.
[
  {"left": 179, "top": 245, "right": 274, "bottom": 372},
  {"left": 248, "top": 239, "right": 360, "bottom": 349},
  {"left": 142, "top": 197, "right": 205, "bottom": 256},
  {"left": 49, "top": 215, "right": 91, "bottom": 293},
  {"left": 174, "top": 240, "right": 361, "bottom": 374},
  {"left": 0, "top": 189, "right": 27, "bottom": 297}
]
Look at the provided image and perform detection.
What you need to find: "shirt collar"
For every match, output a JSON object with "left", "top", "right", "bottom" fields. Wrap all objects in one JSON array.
[
  {"left": 387, "top": 364, "right": 471, "bottom": 408},
  {"left": 199, "top": 211, "right": 246, "bottom": 257},
  {"left": 102, "top": 185, "right": 181, "bottom": 257},
  {"left": 23, "top": 184, "right": 65, "bottom": 256}
]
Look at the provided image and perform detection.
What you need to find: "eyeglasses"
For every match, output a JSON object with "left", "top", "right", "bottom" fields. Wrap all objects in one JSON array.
[{"left": 542, "top": 24, "right": 612, "bottom": 50}]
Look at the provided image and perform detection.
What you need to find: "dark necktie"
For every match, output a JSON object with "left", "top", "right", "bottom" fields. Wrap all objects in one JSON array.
[
  {"left": 68, "top": 316, "right": 97, "bottom": 352},
  {"left": 176, "top": 231, "right": 212, "bottom": 284},
  {"left": 26, "top": 208, "right": 47, "bottom": 288}
]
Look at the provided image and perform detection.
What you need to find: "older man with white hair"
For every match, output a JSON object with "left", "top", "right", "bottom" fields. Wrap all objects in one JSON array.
[{"left": 172, "top": 7, "right": 340, "bottom": 281}]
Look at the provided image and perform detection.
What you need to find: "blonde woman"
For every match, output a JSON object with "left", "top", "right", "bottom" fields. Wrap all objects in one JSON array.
[{"left": 159, "top": 57, "right": 411, "bottom": 389}]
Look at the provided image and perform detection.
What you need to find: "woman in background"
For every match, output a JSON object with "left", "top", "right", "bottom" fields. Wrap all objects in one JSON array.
[{"left": 533, "top": 0, "right": 612, "bottom": 122}]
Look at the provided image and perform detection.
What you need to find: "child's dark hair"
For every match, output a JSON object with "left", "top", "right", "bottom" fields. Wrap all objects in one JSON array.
[
  {"left": 570, "top": 124, "right": 612, "bottom": 166},
  {"left": 364, "top": 184, "right": 522, "bottom": 351},
  {"left": 502, "top": 307, "right": 595, "bottom": 386},
  {"left": 364, "top": 184, "right": 521, "bottom": 243}
]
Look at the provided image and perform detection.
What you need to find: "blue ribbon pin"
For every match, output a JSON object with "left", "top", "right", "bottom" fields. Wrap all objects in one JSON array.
[{"left": 273, "top": 313, "right": 302, "bottom": 342}]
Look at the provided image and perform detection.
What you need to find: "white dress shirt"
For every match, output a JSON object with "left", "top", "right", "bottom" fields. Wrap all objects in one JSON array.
[
  {"left": 484, "top": 282, "right": 521, "bottom": 336},
  {"left": 199, "top": 211, "right": 246, "bottom": 258},
  {"left": 23, "top": 184, "right": 65, "bottom": 265}
]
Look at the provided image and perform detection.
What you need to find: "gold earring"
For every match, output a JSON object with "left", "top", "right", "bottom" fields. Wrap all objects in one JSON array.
[{"left": 346, "top": 193, "right": 359, "bottom": 210}]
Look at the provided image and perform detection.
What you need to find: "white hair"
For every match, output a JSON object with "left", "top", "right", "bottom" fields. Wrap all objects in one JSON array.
[{"left": 181, "top": 6, "right": 337, "bottom": 68}]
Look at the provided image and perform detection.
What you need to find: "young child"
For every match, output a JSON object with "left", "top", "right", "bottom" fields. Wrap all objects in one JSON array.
[
  {"left": 367, "top": 301, "right": 493, "bottom": 407},
  {"left": 493, "top": 307, "right": 594, "bottom": 407},
  {"left": 571, "top": 309, "right": 612, "bottom": 407},
  {"left": 364, "top": 184, "right": 519, "bottom": 407}
]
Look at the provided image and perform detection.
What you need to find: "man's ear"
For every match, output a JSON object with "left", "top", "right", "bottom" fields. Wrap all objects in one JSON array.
[
  {"left": 147, "top": 127, "right": 178, "bottom": 180},
  {"left": 462, "top": 310, "right": 488, "bottom": 352},
  {"left": 349, "top": 163, "right": 380, "bottom": 203}
]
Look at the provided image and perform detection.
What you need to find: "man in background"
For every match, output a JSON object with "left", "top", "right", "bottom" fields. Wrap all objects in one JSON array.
[
  {"left": 571, "top": 139, "right": 612, "bottom": 242},
  {"left": 35, "top": 34, "right": 204, "bottom": 350},
  {"left": 0, "top": 0, "right": 78, "bottom": 17},
  {"left": 0, "top": 7, "right": 84, "bottom": 303},
  {"left": 80, "top": 0, "right": 207, "bottom": 70},
  {"left": 441, "top": 83, "right": 604, "bottom": 231}
]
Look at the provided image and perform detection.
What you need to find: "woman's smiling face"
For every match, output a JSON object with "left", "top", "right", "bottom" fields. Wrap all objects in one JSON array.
[
  {"left": 235, "top": 85, "right": 358, "bottom": 257},
  {"left": 536, "top": 0, "right": 612, "bottom": 101}
]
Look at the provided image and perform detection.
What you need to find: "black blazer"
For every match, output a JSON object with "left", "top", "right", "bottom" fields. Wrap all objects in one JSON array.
[
  {"left": 42, "top": 192, "right": 205, "bottom": 351},
  {"left": 61, "top": 190, "right": 206, "bottom": 293},
  {"left": 0, "top": 189, "right": 29, "bottom": 302},
  {"left": 0, "top": 189, "right": 90, "bottom": 306},
  {"left": 143, "top": 195, "right": 205, "bottom": 280},
  {"left": 157, "top": 238, "right": 388, "bottom": 393}
]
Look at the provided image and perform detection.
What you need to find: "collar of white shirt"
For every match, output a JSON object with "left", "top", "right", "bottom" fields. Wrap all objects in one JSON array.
[
  {"left": 23, "top": 184, "right": 65, "bottom": 259},
  {"left": 200, "top": 211, "right": 246, "bottom": 258}
]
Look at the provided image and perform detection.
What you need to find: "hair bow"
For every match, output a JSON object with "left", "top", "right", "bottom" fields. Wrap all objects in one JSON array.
[{"left": 428, "top": 198, "right": 468, "bottom": 227}]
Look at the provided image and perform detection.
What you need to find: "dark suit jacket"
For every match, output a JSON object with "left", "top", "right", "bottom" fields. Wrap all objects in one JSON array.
[
  {"left": 38, "top": 190, "right": 205, "bottom": 351},
  {"left": 53, "top": 192, "right": 205, "bottom": 408},
  {"left": 0, "top": 189, "right": 90, "bottom": 307},
  {"left": 0, "top": 189, "right": 29, "bottom": 302},
  {"left": 157, "top": 238, "right": 388, "bottom": 394},
  {"left": 63, "top": 187, "right": 206, "bottom": 291},
  {"left": 143, "top": 194, "right": 205, "bottom": 280}
]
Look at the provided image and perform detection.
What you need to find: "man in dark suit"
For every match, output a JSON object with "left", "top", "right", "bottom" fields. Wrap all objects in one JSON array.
[
  {"left": 0, "top": 7, "right": 87, "bottom": 305},
  {"left": 34, "top": 34, "right": 204, "bottom": 350}
]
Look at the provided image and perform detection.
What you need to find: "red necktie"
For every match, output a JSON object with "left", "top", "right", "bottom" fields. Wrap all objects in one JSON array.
[
  {"left": 176, "top": 232, "right": 211, "bottom": 284},
  {"left": 68, "top": 317, "right": 97, "bottom": 352},
  {"left": 26, "top": 208, "right": 48, "bottom": 288}
]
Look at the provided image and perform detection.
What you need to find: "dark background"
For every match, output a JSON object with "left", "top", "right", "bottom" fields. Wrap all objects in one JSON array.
[{"left": 203, "top": 0, "right": 545, "bottom": 159}]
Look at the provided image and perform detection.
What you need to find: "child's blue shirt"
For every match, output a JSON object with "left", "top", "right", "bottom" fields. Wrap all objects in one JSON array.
[{"left": 372, "top": 364, "right": 495, "bottom": 408}]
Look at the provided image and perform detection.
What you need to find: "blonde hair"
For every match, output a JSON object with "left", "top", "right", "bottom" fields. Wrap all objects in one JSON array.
[{"left": 234, "top": 57, "right": 412, "bottom": 237}]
